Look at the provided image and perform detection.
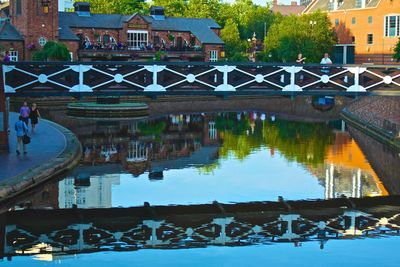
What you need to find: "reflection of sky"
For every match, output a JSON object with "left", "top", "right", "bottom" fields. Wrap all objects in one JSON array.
[
  {"left": 112, "top": 149, "right": 323, "bottom": 207},
  {"left": 4, "top": 236, "right": 400, "bottom": 266}
]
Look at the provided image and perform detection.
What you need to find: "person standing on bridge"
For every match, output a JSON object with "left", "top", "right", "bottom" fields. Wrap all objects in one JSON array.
[
  {"left": 29, "top": 103, "right": 41, "bottom": 133},
  {"left": 19, "top": 101, "right": 30, "bottom": 127},
  {"left": 15, "top": 115, "right": 29, "bottom": 155}
]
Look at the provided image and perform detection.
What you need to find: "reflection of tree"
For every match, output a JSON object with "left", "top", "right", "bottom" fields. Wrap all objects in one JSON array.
[
  {"left": 138, "top": 121, "right": 167, "bottom": 137},
  {"left": 197, "top": 162, "right": 220, "bottom": 175},
  {"left": 205, "top": 114, "right": 335, "bottom": 171}
]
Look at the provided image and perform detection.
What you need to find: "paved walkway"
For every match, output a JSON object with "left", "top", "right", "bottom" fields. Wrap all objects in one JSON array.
[{"left": 0, "top": 112, "right": 67, "bottom": 182}]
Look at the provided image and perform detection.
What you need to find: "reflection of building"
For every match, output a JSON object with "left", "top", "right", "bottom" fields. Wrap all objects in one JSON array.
[
  {"left": 304, "top": 0, "right": 400, "bottom": 64},
  {"left": 58, "top": 174, "right": 120, "bottom": 209},
  {"left": 314, "top": 131, "right": 388, "bottom": 199}
]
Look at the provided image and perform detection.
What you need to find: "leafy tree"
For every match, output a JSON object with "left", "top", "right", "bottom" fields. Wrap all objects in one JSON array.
[
  {"left": 185, "top": 0, "right": 222, "bottom": 21},
  {"left": 264, "top": 12, "right": 337, "bottom": 63},
  {"left": 220, "top": 19, "right": 245, "bottom": 58},
  {"left": 32, "top": 41, "right": 71, "bottom": 61},
  {"left": 84, "top": 0, "right": 148, "bottom": 14},
  {"left": 393, "top": 37, "right": 400, "bottom": 62},
  {"left": 151, "top": 0, "right": 186, "bottom": 17}
]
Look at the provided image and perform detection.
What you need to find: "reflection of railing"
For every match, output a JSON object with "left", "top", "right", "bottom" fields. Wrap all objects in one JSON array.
[
  {"left": 3, "top": 62, "right": 400, "bottom": 96},
  {"left": 2, "top": 196, "right": 400, "bottom": 259}
]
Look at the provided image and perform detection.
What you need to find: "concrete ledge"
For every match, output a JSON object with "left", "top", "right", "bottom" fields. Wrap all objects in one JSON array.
[
  {"left": 0, "top": 118, "right": 82, "bottom": 203},
  {"left": 341, "top": 109, "right": 400, "bottom": 151}
]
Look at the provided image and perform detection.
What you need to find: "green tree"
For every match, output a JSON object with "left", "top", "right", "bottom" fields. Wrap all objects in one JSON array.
[
  {"left": 393, "top": 37, "right": 400, "bottom": 62},
  {"left": 32, "top": 41, "right": 71, "bottom": 61},
  {"left": 264, "top": 12, "right": 336, "bottom": 63},
  {"left": 185, "top": 0, "right": 222, "bottom": 20},
  {"left": 151, "top": 0, "right": 187, "bottom": 16},
  {"left": 84, "top": 0, "right": 148, "bottom": 14},
  {"left": 220, "top": 19, "right": 245, "bottom": 58}
]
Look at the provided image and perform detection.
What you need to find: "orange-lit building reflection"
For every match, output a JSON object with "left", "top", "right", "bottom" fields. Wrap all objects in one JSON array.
[{"left": 321, "top": 131, "right": 388, "bottom": 199}]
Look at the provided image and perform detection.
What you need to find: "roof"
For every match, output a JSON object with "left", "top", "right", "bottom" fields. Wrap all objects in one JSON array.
[
  {"left": 271, "top": 4, "right": 306, "bottom": 15},
  {"left": 304, "top": 0, "right": 380, "bottom": 13},
  {"left": 0, "top": 20, "right": 23, "bottom": 41},
  {"left": 142, "top": 15, "right": 223, "bottom": 44},
  {"left": 59, "top": 12, "right": 224, "bottom": 44}
]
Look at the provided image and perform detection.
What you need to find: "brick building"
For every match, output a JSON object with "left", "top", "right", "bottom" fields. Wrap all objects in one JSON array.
[
  {"left": 304, "top": 0, "right": 400, "bottom": 64},
  {"left": 0, "top": 1, "right": 225, "bottom": 62}
]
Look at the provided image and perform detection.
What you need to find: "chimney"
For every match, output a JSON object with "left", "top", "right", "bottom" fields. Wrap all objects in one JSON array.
[
  {"left": 291, "top": 1, "right": 298, "bottom": 5},
  {"left": 150, "top": 6, "right": 165, "bottom": 20},
  {"left": 272, "top": 0, "right": 278, "bottom": 6},
  {"left": 74, "top": 2, "right": 91, "bottom": 17}
]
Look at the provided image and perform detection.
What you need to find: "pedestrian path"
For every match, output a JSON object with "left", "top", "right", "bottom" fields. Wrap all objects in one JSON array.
[{"left": 0, "top": 112, "right": 67, "bottom": 181}]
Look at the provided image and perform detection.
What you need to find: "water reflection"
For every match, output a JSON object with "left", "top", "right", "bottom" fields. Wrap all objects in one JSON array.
[
  {"left": 2, "top": 197, "right": 400, "bottom": 261},
  {"left": 2, "top": 111, "right": 400, "bottom": 264},
  {"left": 44, "top": 112, "right": 388, "bottom": 208}
]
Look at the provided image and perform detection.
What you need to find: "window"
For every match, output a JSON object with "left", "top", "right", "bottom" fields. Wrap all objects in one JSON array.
[
  {"left": 385, "top": 15, "right": 400, "bottom": 37},
  {"left": 38, "top": 36, "right": 47, "bottom": 47},
  {"left": 368, "top": 16, "right": 373, "bottom": 24},
  {"left": 352, "top": 17, "right": 356, "bottom": 25},
  {"left": 9, "top": 51, "right": 18, "bottom": 62},
  {"left": 210, "top": 50, "right": 218, "bottom": 62},
  {"left": 335, "top": 19, "right": 339, "bottom": 26},
  {"left": 16, "top": 0, "right": 21, "bottom": 15},
  {"left": 355, "top": 0, "right": 362, "bottom": 8},
  {"left": 127, "top": 30, "right": 148, "bottom": 50},
  {"left": 352, "top": 36, "right": 356, "bottom": 43},
  {"left": 367, "top": 34, "right": 373, "bottom": 45}
]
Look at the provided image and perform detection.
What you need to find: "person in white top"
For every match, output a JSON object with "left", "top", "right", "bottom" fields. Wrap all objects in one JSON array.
[{"left": 320, "top": 53, "right": 332, "bottom": 64}]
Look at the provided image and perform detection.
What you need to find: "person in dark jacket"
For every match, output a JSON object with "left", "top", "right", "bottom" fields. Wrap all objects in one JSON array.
[{"left": 15, "top": 115, "right": 29, "bottom": 154}]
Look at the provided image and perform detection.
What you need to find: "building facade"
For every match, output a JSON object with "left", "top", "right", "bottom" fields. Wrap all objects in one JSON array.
[
  {"left": 0, "top": 1, "right": 224, "bottom": 62},
  {"left": 304, "top": 0, "right": 400, "bottom": 64}
]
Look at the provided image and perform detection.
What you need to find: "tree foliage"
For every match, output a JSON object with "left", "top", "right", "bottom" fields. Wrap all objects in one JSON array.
[
  {"left": 84, "top": 0, "right": 337, "bottom": 62},
  {"left": 84, "top": 0, "right": 148, "bottom": 14},
  {"left": 220, "top": 19, "right": 245, "bottom": 58},
  {"left": 394, "top": 38, "right": 400, "bottom": 62},
  {"left": 32, "top": 41, "right": 71, "bottom": 61},
  {"left": 264, "top": 12, "right": 337, "bottom": 63}
]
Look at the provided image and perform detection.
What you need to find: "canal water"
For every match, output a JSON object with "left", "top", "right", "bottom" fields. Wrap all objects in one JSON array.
[{"left": 1, "top": 111, "right": 400, "bottom": 266}]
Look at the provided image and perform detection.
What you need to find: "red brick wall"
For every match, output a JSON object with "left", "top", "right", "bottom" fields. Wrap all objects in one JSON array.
[
  {"left": 0, "top": 66, "right": 8, "bottom": 152},
  {"left": 61, "top": 41, "right": 79, "bottom": 61},
  {"left": 203, "top": 44, "right": 224, "bottom": 62},
  {"left": 0, "top": 41, "right": 24, "bottom": 61},
  {"left": 10, "top": 0, "right": 59, "bottom": 60}
]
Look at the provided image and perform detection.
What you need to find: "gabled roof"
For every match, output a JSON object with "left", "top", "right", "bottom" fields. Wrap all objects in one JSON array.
[
  {"left": 271, "top": 4, "right": 306, "bottom": 15},
  {"left": 0, "top": 20, "right": 23, "bottom": 41},
  {"left": 58, "top": 12, "right": 224, "bottom": 44},
  {"left": 142, "top": 15, "right": 223, "bottom": 44},
  {"left": 305, "top": 0, "right": 380, "bottom": 13}
]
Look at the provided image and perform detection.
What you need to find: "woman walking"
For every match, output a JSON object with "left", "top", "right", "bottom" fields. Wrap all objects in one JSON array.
[
  {"left": 15, "top": 115, "right": 29, "bottom": 155},
  {"left": 29, "top": 103, "right": 41, "bottom": 133}
]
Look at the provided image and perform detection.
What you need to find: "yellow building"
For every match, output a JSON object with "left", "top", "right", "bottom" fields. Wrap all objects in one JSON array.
[{"left": 304, "top": 0, "right": 400, "bottom": 64}]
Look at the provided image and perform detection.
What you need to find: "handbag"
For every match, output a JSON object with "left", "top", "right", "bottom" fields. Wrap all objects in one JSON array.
[{"left": 22, "top": 134, "right": 31, "bottom": 145}]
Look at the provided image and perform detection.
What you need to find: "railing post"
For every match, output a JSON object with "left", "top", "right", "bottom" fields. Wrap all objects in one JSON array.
[
  {"left": 0, "top": 65, "right": 9, "bottom": 152},
  {"left": 282, "top": 66, "right": 302, "bottom": 92},
  {"left": 347, "top": 67, "right": 366, "bottom": 92}
]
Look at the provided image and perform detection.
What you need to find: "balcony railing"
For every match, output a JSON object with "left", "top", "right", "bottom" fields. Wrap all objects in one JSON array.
[{"left": 78, "top": 46, "right": 204, "bottom": 60}]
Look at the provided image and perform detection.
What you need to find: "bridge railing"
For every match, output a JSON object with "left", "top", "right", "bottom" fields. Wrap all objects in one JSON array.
[{"left": 2, "top": 61, "right": 400, "bottom": 96}]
